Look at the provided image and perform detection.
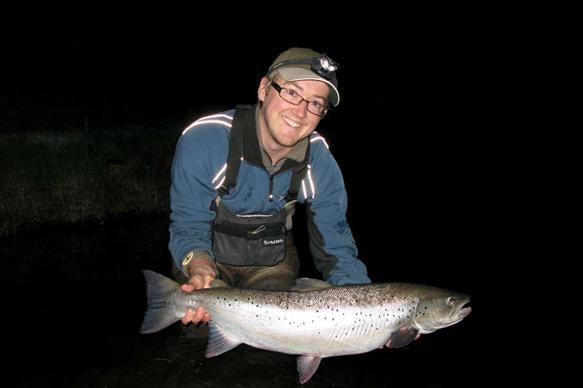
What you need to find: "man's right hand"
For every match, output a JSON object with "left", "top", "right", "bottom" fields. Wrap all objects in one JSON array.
[{"left": 180, "top": 253, "right": 217, "bottom": 325}]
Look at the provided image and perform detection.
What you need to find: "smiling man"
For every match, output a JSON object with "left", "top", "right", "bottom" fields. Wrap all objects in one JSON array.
[{"left": 168, "top": 47, "right": 370, "bottom": 325}]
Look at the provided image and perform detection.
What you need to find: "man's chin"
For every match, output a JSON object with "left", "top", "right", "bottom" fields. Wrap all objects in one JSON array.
[{"left": 274, "top": 136, "right": 300, "bottom": 148}]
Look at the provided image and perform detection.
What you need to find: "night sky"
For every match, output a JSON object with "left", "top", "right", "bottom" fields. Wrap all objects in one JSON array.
[
  {"left": 2, "top": 18, "right": 506, "bottom": 291},
  {"left": 0, "top": 13, "right": 514, "bottom": 387}
]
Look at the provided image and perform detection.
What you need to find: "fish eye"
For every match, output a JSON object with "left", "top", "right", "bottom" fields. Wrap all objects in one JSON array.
[{"left": 447, "top": 297, "right": 457, "bottom": 307}]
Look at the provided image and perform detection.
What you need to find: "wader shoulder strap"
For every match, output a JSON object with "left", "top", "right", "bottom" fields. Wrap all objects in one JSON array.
[
  {"left": 217, "top": 105, "right": 311, "bottom": 201},
  {"left": 285, "top": 140, "right": 310, "bottom": 202},
  {"left": 216, "top": 106, "right": 250, "bottom": 197}
]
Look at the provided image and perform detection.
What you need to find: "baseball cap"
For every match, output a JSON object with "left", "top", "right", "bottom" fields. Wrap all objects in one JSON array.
[{"left": 267, "top": 47, "right": 340, "bottom": 106}]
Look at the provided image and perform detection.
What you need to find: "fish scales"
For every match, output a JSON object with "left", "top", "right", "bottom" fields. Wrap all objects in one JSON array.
[
  {"left": 177, "top": 284, "right": 419, "bottom": 356},
  {"left": 141, "top": 270, "right": 471, "bottom": 384}
]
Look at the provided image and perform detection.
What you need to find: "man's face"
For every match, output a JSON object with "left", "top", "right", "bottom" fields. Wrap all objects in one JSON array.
[{"left": 257, "top": 76, "right": 329, "bottom": 151}]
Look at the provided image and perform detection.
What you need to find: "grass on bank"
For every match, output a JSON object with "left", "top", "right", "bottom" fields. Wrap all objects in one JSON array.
[{"left": 0, "top": 123, "right": 180, "bottom": 236}]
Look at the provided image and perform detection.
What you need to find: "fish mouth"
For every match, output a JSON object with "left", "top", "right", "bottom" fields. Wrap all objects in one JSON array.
[
  {"left": 435, "top": 300, "right": 472, "bottom": 329},
  {"left": 450, "top": 301, "right": 472, "bottom": 324},
  {"left": 458, "top": 305, "right": 472, "bottom": 318}
]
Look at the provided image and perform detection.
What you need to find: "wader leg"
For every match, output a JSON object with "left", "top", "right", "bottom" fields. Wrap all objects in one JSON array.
[{"left": 236, "top": 233, "right": 300, "bottom": 291}]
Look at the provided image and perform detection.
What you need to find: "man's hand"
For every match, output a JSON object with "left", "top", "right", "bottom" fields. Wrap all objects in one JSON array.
[{"left": 180, "top": 253, "right": 216, "bottom": 325}]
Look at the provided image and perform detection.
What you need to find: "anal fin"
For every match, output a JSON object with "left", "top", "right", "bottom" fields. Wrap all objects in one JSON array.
[
  {"left": 297, "top": 355, "right": 322, "bottom": 384},
  {"left": 205, "top": 322, "right": 242, "bottom": 358}
]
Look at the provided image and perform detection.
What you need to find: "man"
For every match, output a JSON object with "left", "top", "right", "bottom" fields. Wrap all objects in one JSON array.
[{"left": 169, "top": 47, "right": 370, "bottom": 325}]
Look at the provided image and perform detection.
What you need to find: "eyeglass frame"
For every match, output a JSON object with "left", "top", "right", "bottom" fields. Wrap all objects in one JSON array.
[{"left": 270, "top": 81, "right": 329, "bottom": 117}]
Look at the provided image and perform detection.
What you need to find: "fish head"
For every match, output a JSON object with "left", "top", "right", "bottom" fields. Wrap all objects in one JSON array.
[{"left": 413, "top": 288, "right": 471, "bottom": 334}]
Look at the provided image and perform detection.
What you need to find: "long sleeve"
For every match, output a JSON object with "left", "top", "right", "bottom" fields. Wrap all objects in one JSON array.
[
  {"left": 168, "top": 124, "right": 228, "bottom": 268},
  {"left": 304, "top": 143, "right": 370, "bottom": 285}
]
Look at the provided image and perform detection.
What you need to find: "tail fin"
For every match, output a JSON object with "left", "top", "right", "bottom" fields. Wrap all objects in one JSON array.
[{"left": 140, "top": 270, "right": 181, "bottom": 334}]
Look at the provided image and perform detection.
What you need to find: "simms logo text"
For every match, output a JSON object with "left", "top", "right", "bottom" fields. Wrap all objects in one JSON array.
[{"left": 263, "top": 238, "right": 284, "bottom": 246}]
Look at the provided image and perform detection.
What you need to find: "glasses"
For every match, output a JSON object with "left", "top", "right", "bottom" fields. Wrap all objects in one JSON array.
[{"left": 270, "top": 82, "right": 329, "bottom": 117}]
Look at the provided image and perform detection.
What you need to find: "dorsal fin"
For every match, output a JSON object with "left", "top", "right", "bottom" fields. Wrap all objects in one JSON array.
[
  {"left": 290, "top": 277, "right": 332, "bottom": 292},
  {"left": 210, "top": 279, "right": 230, "bottom": 288}
]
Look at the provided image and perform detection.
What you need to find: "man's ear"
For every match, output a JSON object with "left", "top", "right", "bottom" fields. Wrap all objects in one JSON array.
[{"left": 257, "top": 76, "right": 270, "bottom": 102}]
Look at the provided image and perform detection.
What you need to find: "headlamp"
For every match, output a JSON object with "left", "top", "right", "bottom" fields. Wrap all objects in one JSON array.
[
  {"left": 310, "top": 54, "right": 339, "bottom": 79},
  {"left": 268, "top": 53, "right": 340, "bottom": 82}
]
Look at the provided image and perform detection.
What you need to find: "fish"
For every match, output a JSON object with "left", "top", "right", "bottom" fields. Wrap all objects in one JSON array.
[{"left": 140, "top": 270, "right": 471, "bottom": 384}]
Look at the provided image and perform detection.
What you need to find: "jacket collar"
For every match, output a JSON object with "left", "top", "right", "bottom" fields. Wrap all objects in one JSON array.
[{"left": 240, "top": 104, "right": 309, "bottom": 173}]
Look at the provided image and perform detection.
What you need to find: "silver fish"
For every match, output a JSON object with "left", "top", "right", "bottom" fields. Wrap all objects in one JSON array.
[{"left": 141, "top": 270, "right": 471, "bottom": 384}]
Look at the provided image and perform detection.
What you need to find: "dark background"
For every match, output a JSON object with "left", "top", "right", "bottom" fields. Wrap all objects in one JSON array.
[{"left": 1, "top": 14, "right": 510, "bottom": 386}]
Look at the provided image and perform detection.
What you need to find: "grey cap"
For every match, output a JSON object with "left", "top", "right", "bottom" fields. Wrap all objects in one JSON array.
[{"left": 268, "top": 47, "right": 340, "bottom": 106}]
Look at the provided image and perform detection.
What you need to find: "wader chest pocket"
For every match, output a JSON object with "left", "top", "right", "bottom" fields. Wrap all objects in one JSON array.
[{"left": 212, "top": 207, "right": 286, "bottom": 266}]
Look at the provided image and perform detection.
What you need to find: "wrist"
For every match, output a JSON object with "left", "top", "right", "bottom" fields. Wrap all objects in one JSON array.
[{"left": 181, "top": 250, "right": 217, "bottom": 278}]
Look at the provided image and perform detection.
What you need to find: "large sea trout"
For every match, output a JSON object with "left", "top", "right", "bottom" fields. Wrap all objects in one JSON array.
[{"left": 141, "top": 270, "right": 471, "bottom": 384}]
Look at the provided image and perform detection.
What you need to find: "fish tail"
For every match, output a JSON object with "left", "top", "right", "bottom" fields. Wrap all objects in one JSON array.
[{"left": 140, "top": 270, "right": 181, "bottom": 334}]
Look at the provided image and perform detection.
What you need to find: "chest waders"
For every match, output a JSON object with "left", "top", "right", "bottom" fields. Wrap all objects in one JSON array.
[{"left": 211, "top": 106, "right": 309, "bottom": 267}]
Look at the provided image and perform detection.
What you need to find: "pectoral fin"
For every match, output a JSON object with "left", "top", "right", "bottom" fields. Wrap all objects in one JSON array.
[
  {"left": 386, "top": 326, "right": 420, "bottom": 349},
  {"left": 205, "top": 322, "right": 242, "bottom": 358},
  {"left": 297, "top": 355, "right": 322, "bottom": 384}
]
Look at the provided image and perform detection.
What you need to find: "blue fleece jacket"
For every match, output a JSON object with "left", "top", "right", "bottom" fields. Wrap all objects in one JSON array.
[{"left": 169, "top": 108, "right": 370, "bottom": 285}]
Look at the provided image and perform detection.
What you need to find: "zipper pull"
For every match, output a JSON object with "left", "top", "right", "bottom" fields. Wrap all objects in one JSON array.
[
  {"left": 250, "top": 225, "right": 266, "bottom": 235},
  {"left": 268, "top": 175, "right": 274, "bottom": 202}
]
